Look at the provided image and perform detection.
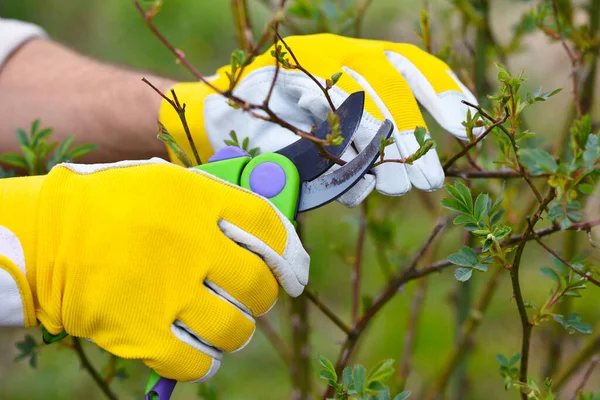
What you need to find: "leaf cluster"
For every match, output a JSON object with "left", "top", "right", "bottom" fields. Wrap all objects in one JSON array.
[
  {"left": 0, "top": 120, "right": 96, "bottom": 175},
  {"left": 224, "top": 130, "right": 260, "bottom": 157},
  {"left": 496, "top": 353, "right": 521, "bottom": 390},
  {"left": 318, "top": 356, "right": 410, "bottom": 400},
  {"left": 442, "top": 181, "right": 512, "bottom": 281},
  {"left": 529, "top": 256, "right": 592, "bottom": 335},
  {"left": 14, "top": 334, "right": 40, "bottom": 369}
]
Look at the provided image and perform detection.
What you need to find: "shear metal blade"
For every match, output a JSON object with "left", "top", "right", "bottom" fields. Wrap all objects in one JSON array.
[
  {"left": 275, "top": 91, "right": 365, "bottom": 182},
  {"left": 297, "top": 119, "right": 394, "bottom": 213}
]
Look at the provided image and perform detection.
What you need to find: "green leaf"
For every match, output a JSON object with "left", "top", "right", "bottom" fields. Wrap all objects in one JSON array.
[
  {"left": 21, "top": 146, "right": 36, "bottom": 173},
  {"left": 32, "top": 128, "right": 53, "bottom": 148},
  {"left": 242, "top": 137, "right": 249, "bottom": 151},
  {"left": 474, "top": 193, "right": 490, "bottom": 221},
  {"left": 367, "top": 380, "right": 387, "bottom": 392},
  {"left": 508, "top": 353, "right": 522, "bottom": 366},
  {"left": 455, "top": 182, "right": 474, "bottom": 213},
  {"left": 482, "top": 239, "right": 493, "bottom": 252},
  {"left": 445, "top": 182, "right": 472, "bottom": 213},
  {"left": 68, "top": 144, "right": 97, "bottom": 160},
  {"left": 540, "top": 267, "right": 560, "bottom": 283},
  {"left": 0, "top": 153, "right": 28, "bottom": 169},
  {"left": 448, "top": 246, "right": 478, "bottom": 267},
  {"left": 31, "top": 120, "right": 40, "bottom": 135},
  {"left": 493, "top": 225, "right": 512, "bottom": 240},
  {"left": 318, "top": 355, "right": 337, "bottom": 378},
  {"left": 583, "top": 135, "right": 599, "bottom": 167},
  {"left": 287, "top": 0, "right": 313, "bottom": 18},
  {"left": 367, "top": 359, "right": 395, "bottom": 383},
  {"left": 578, "top": 183, "right": 594, "bottom": 194},
  {"left": 414, "top": 127, "right": 427, "bottom": 146},
  {"left": 490, "top": 209, "right": 505, "bottom": 225},
  {"left": 563, "top": 290, "right": 582, "bottom": 297},
  {"left": 441, "top": 198, "right": 470, "bottom": 214},
  {"left": 496, "top": 354, "right": 509, "bottom": 366},
  {"left": 393, "top": 391, "right": 411, "bottom": 400},
  {"left": 353, "top": 365, "right": 366, "bottom": 396},
  {"left": 519, "top": 148, "right": 558, "bottom": 174},
  {"left": 330, "top": 71, "right": 343, "bottom": 86},
  {"left": 473, "top": 264, "right": 488, "bottom": 272},
  {"left": 158, "top": 130, "right": 192, "bottom": 168},
  {"left": 15, "top": 128, "right": 29, "bottom": 146},
  {"left": 453, "top": 214, "right": 477, "bottom": 225},
  {"left": 455, "top": 267, "right": 473, "bottom": 282},
  {"left": 343, "top": 367, "right": 354, "bottom": 388},
  {"left": 378, "top": 389, "right": 391, "bottom": 400},
  {"left": 320, "top": 369, "right": 337, "bottom": 383}
]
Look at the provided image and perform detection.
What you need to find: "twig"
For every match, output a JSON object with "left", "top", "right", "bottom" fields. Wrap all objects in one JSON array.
[
  {"left": 532, "top": 232, "right": 600, "bottom": 287},
  {"left": 403, "top": 218, "right": 600, "bottom": 284},
  {"left": 446, "top": 169, "right": 549, "bottom": 179},
  {"left": 275, "top": 32, "right": 337, "bottom": 111},
  {"left": 443, "top": 109, "right": 509, "bottom": 171},
  {"left": 141, "top": 78, "right": 202, "bottom": 165},
  {"left": 304, "top": 289, "right": 352, "bottom": 335},
  {"left": 463, "top": 101, "right": 544, "bottom": 203},
  {"left": 352, "top": 202, "right": 368, "bottom": 323},
  {"left": 231, "top": 0, "right": 256, "bottom": 53},
  {"left": 257, "top": 316, "right": 292, "bottom": 364},
  {"left": 551, "top": 0, "right": 582, "bottom": 118},
  {"left": 510, "top": 190, "right": 556, "bottom": 399},
  {"left": 569, "top": 356, "right": 599, "bottom": 400},
  {"left": 134, "top": 0, "right": 331, "bottom": 150},
  {"left": 72, "top": 338, "right": 117, "bottom": 400},
  {"left": 325, "top": 218, "right": 446, "bottom": 398}
]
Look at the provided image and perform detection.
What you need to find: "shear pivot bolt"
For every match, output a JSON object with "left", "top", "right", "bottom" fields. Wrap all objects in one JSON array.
[{"left": 249, "top": 162, "right": 286, "bottom": 198}]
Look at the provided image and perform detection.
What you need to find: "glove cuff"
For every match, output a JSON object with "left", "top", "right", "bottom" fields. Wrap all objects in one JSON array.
[
  {"left": 158, "top": 81, "right": 217, "bottom": 166},
  {"left": 0, "top": 175, "right": 45, "bottom": 327}
]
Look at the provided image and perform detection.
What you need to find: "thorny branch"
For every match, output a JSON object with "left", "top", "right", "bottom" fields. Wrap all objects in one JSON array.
[
  {"left": 323, "top": 218, "right": 447, "bottom": 398},
  {"left": 510, "top": 191, "right": 556, "bottom": 399},
  {"left": 442, "top": 107, "right": 509, "bottom": 171},
  {"left": 133, "top": 0, "right": 337, "bottom": 150},
  {"left": 532, "top": 230, "right": 600, "bottom": 287},
  {"left": 257, "top": 316, "right": 292, "bottom": 364}
]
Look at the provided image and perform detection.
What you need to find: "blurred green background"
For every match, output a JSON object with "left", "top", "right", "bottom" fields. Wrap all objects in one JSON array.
[{"left": 1, "top": 0, "right": 600, "bottom": 399}]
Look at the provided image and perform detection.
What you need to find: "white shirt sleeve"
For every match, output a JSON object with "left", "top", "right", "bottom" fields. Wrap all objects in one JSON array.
[{"left": 0, "top": 18, "right": 47, "bottom": 68}]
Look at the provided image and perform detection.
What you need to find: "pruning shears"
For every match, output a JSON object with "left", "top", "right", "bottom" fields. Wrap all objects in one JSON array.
[{"left": 145, "top": 91, "right": 393, "bottom": 399}]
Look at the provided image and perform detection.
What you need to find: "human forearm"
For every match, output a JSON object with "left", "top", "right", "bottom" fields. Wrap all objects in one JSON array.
[{"left": 0, "top": 38, "right": 174, "bottom": 162}]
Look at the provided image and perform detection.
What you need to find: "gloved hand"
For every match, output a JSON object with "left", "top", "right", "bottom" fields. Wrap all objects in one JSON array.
[
  {"left": 160, "top": 33, "right": 483, "bottom": 207},
  {"left": 0, "top": 158, "right": 309, "bottom": 382}
]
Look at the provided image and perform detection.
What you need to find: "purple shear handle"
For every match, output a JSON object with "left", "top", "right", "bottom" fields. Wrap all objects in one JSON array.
[
  {"left": 208, "top": 146, "right": 249, "bottom": 162},
  {"left": 145, "top": 377, "right": 176, "bottom": 400}
]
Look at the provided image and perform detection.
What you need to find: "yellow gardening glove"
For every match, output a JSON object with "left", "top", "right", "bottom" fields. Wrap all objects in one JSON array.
[
  {"left": 0, "top": 158, "right": 309, "bottom": 382},
  {"left": 160, "top": 33, "right": 483, "bottom": 207}
]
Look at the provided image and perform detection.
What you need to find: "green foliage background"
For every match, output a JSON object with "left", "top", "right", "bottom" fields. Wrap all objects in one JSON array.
[{"left": 1, "top": 0, "right": 600, "bottom": 399}]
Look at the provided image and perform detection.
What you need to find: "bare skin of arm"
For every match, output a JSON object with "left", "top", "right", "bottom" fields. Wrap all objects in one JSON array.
[{"left": 0, "top": 38, "right": 176, "bottom": 163}]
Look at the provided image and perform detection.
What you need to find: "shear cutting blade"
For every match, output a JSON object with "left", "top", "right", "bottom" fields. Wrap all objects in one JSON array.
[
  {"left": 275, "top": 91, "right": 365, "bottom": 182},
  {"left": 297, "top": 119, "right": 394, "bottom": 213}
]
